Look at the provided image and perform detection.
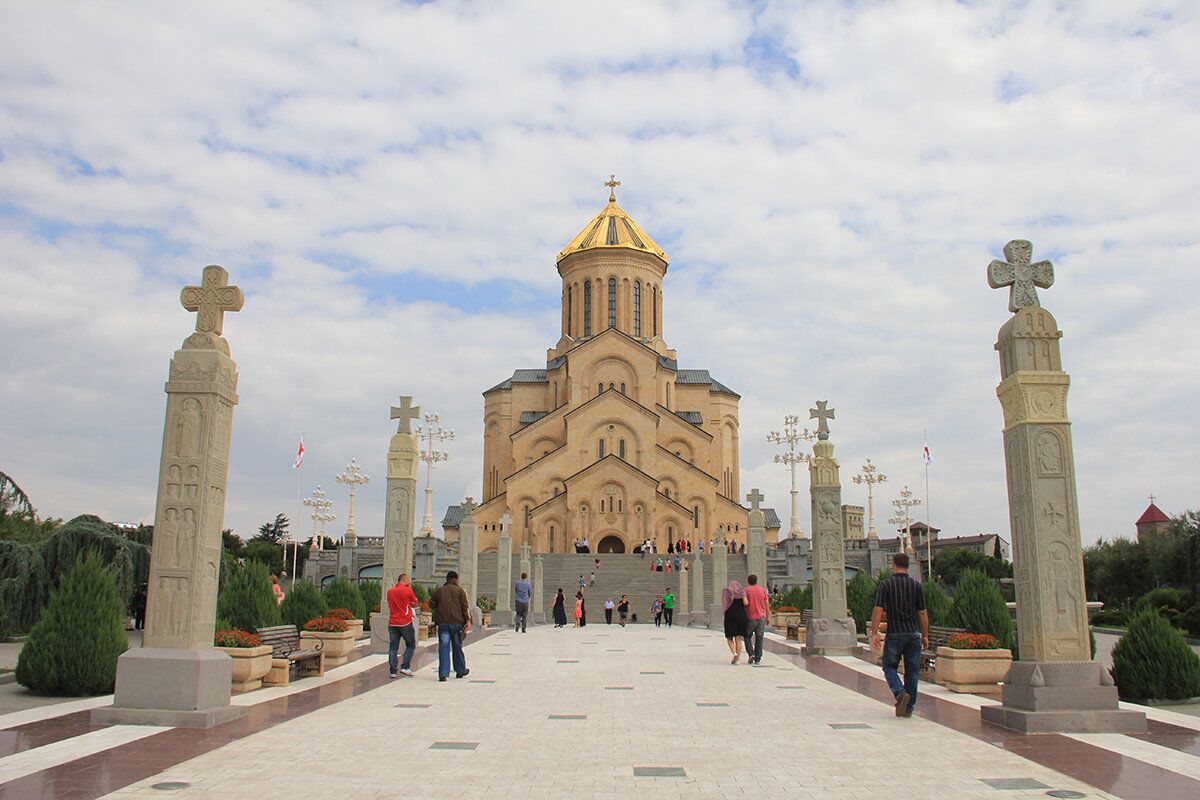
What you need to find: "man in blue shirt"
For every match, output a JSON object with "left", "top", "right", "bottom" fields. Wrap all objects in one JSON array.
[
  {"left": 870, "top": 553, "right": 929, "bottom": 717},
  {"left": 513, "top": 572, "right": 533, "bottom": 633}
]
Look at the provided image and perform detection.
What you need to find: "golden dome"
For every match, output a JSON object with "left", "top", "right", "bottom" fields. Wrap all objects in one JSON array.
[{"left": 556, "top": 185, "right": 667, "bottom": 265}]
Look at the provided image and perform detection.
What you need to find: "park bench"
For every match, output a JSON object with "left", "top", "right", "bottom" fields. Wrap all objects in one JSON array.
[
  {"left": 256, "top": 624, "right": 324, "bottom": 686},
  {"left": 920, "top": 624, "right": 966, "bottom": 674},
  {"left": 786, "top": 609, "right": 814, "bottom": 641}
]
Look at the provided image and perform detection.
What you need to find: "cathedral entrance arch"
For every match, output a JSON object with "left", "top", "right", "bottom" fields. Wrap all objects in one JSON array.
[{"left": 597, "top": 534, "right": 626, "bottom": 554}]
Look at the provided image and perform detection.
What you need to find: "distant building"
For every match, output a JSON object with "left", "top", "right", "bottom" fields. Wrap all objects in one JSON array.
[
  {"left": 840, "top": 504, "right": 864, "bottom": 539},
  {"left": 1135, "top": 501, "right": 1170, "bottom": 542}
]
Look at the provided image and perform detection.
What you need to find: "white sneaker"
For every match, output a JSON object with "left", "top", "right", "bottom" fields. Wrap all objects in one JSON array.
[{"left": 399, "top": 668, "right": 414, "bottom": 677}]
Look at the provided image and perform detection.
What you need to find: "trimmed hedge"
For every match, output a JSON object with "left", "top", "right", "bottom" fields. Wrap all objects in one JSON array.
[
  {"left": 216, "top": 561, "right": 281, "bottom": 632},
  {"left": 846, "top": 571, "right": 876, "bottom": 634},
  {"left": 1111, "top": 608, "right": 1200, "bottom": 700},
  {"left": 321, "top": 577, "right": 365, "bottom": 620},
  {"left": 947, "top": 569, "right": 1014, "bottom": 651},
  {"left": 280, "top": 580, "right": 327, "bottom": 630},
  {"left": 924, "top": 582, "right": 951, "bottom": 626},
  {"left": 357, "top": 579, "right": 381, "bottom": 631},
  {"left": 16, "top": 551, "right": 128, "bottom": 695}
]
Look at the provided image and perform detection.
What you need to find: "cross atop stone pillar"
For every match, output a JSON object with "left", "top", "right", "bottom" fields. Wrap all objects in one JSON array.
[
  {"left": 706, "top": 530, "right": 725, "bottom": 630},
  {"left": 803, "top": 406, "right": 858, "bottom": 656},
  {"left": 532, "top": 554, "right": 545, "bottom": 624},
  {"left": 979, "top": 241, "right": 1143, "bottom": 734},
  {"left": 493, "top": 510, "right": 514, "bottom": 626},
  {"left": 457, "top": 497, "right": 479, "bottom": 608},
  {"left": 372, "top": 395, "right": 420, "bottom": 655},
  {"left": 746, "top": 488, "right": 768, "bottom": 587},
  {"left": 95, "top": 265, "right": 245, "bottom": 729}
]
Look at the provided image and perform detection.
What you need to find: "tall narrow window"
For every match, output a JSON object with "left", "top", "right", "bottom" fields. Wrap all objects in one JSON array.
[
  {"left": 566, "top": 286, "right": 573, "bottom": 336},
  {"left": 620, "top": 382, "right": 626, "bottom": 395},
  {"left": 618, "top": 499, "right": 623, "bottom": 512},
  {"left": 598, "top": 382, "right": 603, "bottom": 394},
  {"left": 549, "top": 525, "right": 555, "bottom": 553},
  {"left": 633, "top": 281, "right": 641, "bottom": 336},
  {"left": 607, "top": 277, "right": 617, "bottom": 328},
  {"left": 693, "top": 506, "right": 700, "bottom": 528},
  {"left": 618, "top": 439, "right": 626, "bottom": 459},
  {"left": 652, "top": 286, "right": 658, "bottom": 337},
  {"left": 598, "top": 439, "right": 605, "bottom": 458},
  {"left": 583, "top": 281, "right": 592, "bottom": 336}
]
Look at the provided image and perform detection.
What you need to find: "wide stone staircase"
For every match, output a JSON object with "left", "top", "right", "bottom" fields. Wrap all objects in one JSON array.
[{"left": 428, "top": 552, "right": 751, "bottom": 624}]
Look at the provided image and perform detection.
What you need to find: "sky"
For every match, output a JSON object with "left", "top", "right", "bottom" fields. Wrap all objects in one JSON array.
[{"left": 1, "top": 1, "right": 1196, "bottom": 548}]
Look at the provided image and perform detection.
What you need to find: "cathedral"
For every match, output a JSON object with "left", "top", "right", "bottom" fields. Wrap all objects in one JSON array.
[{"left": 443, "top": 182, "right": 780, "bottom": 554}]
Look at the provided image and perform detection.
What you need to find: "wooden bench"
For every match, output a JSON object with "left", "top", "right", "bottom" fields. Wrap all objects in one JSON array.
[
  {"left": 786, "top": 610, "right": 814, "bottom": 642},
  {"left": 256, "top": 625, "right": 324, "bottom": 687},
  {"left": 920, "top": 625, "right": 966, "bottom": 674}
]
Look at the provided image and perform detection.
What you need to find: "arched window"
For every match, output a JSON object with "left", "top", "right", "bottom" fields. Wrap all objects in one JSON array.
[
  {"left": 583, "top": 280, "right": 592, "bottom": 336},
  {"left": 693, "top": 506, "right": 700, "bottom": 529},
  {"left": 620, "top": 382, "right": 626, "bottom": 394},
  {"left": 598, "top": 439, "right": 605, "bottom": 459},
  {"left": 553, "top": 486, "right": 560, "bottom": 496},
  {"left": 607, "top": 277, "right": 617, "bottom": 328},
  {"left": 618, "top": 439, "right": 626, "bottom": 459},
  {"left": 549, "top": 525, "right": 556, "bottom": 552},
  {"left": 524, "top": 505, "right": 531, "bottom": 530},
  {"left": 598, "top": 382, "right": 603, "bottom": 394},
  {"left": 633, "top": 281, "right": 641, "bottom": 336},
  {"left": 566, "top": 285, "right": 573, "bottom": 336},
  {"left": 664, "top": 487, "right": 670, "bottom": 498},
  {"left": 608, "top": 382, "right": 614, "bottom": 390},
  {"left": 618, "top": 499, "right": 623, "bottom": 512},
  {"left": 652, "top": 286, "right": 658, "bottom": 337},
  {"left": 735, "top": 524, "right": 740, "bottom": 532}
]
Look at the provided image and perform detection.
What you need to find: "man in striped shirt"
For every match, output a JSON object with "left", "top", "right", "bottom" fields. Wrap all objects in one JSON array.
[{"left": 869, "top": 553, "right": 929, "bottom": 717}]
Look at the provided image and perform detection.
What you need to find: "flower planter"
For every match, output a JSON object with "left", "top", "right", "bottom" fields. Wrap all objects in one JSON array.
[
  {"left": 301, "top": 629, "right": 356, "bottom": 667},
  {"left": 215, "top": 645, "right": 273, "bottom": 693},
  {"left": 935, "top": 646, "right": 1012, "bottom": 693},
  {"left": 772, "top": 612, "right": 803, "bottom": 631},
  {"left": 346, "top": 619, "right": 364, "bottom": 640}
]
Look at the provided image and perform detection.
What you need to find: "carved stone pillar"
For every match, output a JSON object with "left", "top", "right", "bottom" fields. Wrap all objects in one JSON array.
[
  {"left": 95, "top": 265, "right": 245, "bottom": 728},
  {"left": 804, "top": 432, "right": 858, "bottom": 656},
  {"left": 492, "top": 528, "right": 514, "bottom": 627},
  {"left": 457, "top": 498, "right": 479, "bottom": 609},
  {"left": 531, "top": 554, "right": 546, "bottom": 624},
  {"left": 371, "top": 397, "right": 419, "bottom": 653}
]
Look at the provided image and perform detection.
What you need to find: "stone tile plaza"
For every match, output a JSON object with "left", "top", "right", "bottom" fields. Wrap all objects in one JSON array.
[{"left": 3, "top": 5, "right": 1200, "bottom": 800}]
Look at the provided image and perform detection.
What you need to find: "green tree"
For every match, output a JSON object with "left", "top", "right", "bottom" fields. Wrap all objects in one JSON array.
[
  {"left": 16, "top": 551, "right": 129, "bottom": 695},
  {"left": 322, "top": 576, "right": 365, "bottom": 619},
  {"left": 924, "top": 581, "right": 951, "bottom": 625},
  {"left": 1083, "top": 537, "right": 1155, "bottom": 608},
  {"left": 280, "top": 579, "right": 327, "bottom": 629},
  {"left": 216, "top": 560, "right": 281, "bottom": 632},
  {"left": 933, "top": 547, "right": 1012, "bottom": 588},
  {"left": 222, "top": 529, "right": 245, "bottom": 557},
  {"left": 846, "top": 571, "right": 876, "bottom": 634},
  {"left": 243, "top": 539, "right": 284, "bottom": 575},
  {"left": 1111, "top": 608, "right": 1200, "bottom": 700},
  {"left": 947, "top": 569, "right": 1014, "bottom": 650},
  {"left": 357, "top": 579, "right": 382, "bottom": 630},
  {"left": 254, "top": 513, "right": 290, "bottom": 546}
]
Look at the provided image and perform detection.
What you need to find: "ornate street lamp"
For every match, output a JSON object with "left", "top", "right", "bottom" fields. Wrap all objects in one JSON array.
[
  {"left": 889, "top": 485, "right": 922, "bottom": 557},
  {"left": 416, "top": 413, "right": 455, "bottom": 536},
  {"left": 852, "top": 458, "right": 888, "bottom": 538},
  {"left": 302, "top": 485, "right": 335, "bottom": 550},
  {"left": 766, "top": 415, "right": 816, "bottom": 538},
  {"left": 335, "top": 458, "right": 371, "bottom": 547}
]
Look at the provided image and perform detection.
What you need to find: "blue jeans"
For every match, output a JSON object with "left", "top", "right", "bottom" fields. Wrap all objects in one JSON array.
[
  {"left": 744, "top": 617, "right": 766, "bottom": 662},
  {"left": 437, "top": 623, "right": 466, "bottom": 678},
  {"left": 882, "top": 632, "right": 922, "bottom": 711},
  {"left": 388, "top": 623, "right": 415, "bottom": 673}
]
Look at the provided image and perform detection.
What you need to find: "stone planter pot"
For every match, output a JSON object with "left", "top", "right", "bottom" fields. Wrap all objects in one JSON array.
[
  {"left": 935, "top": 647, "right": 1012, "bottom": 693},
  {"left": 301, "top": 629, "right": 356, "bottom": 667},
  {"left": 215, "top": 645, "right": 273, "bottom": 693},
  {"left": 346, "top": 619, "right": 364, "bottom": 640},
  {"left": 772, "top": 612, "right": 803, "bottom": 630}
]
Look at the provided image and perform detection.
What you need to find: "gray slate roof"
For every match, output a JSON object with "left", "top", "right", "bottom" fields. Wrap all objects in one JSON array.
[
  {"left": 674, "top": 411, "right": 703, "bottom": 426},
  {"left": 441, "top": 505, "right": 464, "bottom": 528},
  {"left": 519, "top": 411, "right": 550, "bottom": 425},
  {"left": 674, "top": 368, "right": 740, "bottom": 398},
  {"left": 763, "top": 508, "right": 781, "bottom": 529}
]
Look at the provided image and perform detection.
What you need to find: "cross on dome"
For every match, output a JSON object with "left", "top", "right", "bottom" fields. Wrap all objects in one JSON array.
[
  {"left": 180, "top": 265, "right": 243, "bottom": 335},
  {"left": 604, "top": 174, "right": 621, "bottom": 202},
  {"left": 390, "top": 396, "right": 420, "bottom": 434},
  {"left": 987, "top": 239, "right": 1055, "bottom": 313}
]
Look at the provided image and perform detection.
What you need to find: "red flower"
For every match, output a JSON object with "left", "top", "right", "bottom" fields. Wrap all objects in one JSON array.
[
  {"left": 947, "top": 632, "right": 1002, "bottom": 650},
  {"left": 303, "top": 615, "right": 349, "bottom": 633},
  {"left": 214, "top": 629, "right": 263, "bottom": 648},
  {"left": 325, "top": 607, "right": 355, "bottom": 620}
]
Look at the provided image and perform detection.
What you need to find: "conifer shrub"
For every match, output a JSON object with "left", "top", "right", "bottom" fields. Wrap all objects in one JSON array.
[
  {"left": 321, "top": 577, "right": 365, "bottom": 620},
  {"left": 779, "top": 585, "right": 811, "bottom": 613},
  {"left": 16, "top": 551, "right": 128, "bottom": 695},
  {"left": 1111, "top": 608, "right": 1200, "bottom": 700},
  {"left": 412, "top": 582, "right": 430, "bottom": 603},
  {"left": 357, "top": 579, "right": 381, "bottom": 630},
  {"left": 280, "top": 580, "right": 327, "bottom": 630},
  {"left": 846, "top": 571, "right": 876, "bottom": 633},
  {"left": 925, "top": 582, "right": 951, "bottom": 626},
  {"left": 215, "top": 560, "right": 281, "bottom": 632},
  {"left": 947, "top": 569, "right": 1014, "bottom": 651}
]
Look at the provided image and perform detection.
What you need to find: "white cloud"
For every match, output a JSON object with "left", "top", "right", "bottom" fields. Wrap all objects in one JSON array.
[{"left": 1, "top": 0, "right": 1197, "bottom": 547}]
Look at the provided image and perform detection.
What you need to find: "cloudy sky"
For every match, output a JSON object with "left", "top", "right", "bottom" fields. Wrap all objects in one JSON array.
[{"left": 2, "top": 1, "right": 1196, "bottom": 548}]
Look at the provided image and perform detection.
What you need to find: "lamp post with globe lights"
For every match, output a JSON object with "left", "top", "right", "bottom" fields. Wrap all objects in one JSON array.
[
  {"left": 852, "top": 459, "right": 888, "bottom": 538},
  {"left": 767, "top": 415, "right": 816, "bottom": 538},
  {"left": 889, "top": 485, "right": 922, "bottom": 569},
  {"left": 416, "top": 413, "right": 455, "bottom": 537},
  {"left": 302, "top": 485, "right": 335, "bottom": 551},
  {"left": 335, "top": 458, "right": 371, "bottom": 547}
]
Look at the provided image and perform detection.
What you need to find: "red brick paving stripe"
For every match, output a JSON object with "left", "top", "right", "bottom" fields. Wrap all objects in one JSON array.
[
  {"left": 763, "top": 639, "right": 1200, "bottom": 800},
  {"left": 0, "top": 713, "right": 107, "bottom": 760}
]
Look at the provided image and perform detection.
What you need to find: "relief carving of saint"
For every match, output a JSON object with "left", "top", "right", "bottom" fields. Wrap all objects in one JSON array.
[
  {"left": 179, "top": 508, "right": 197, "bottom": 567},
  {"left": 173, "top": 398, "right": 202, "bottom": 459},
  {"left": 1036, "top": 432, "right": 1062, "bottom": 475}
]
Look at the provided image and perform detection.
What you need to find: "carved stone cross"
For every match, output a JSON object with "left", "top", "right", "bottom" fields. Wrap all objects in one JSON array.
[
  {"left": 604, "top": 174, "right": 621, "bottom": 201},
  {"left": 987, "top": 239, "right": 1055, "bottom": 313},
  {"left": 390, "top": 396, "right": 420, "bottom": 434},
  {"left": 809, "top": 400, "right": 835, "bottom": 440},
  {"left": 499, "top": 511, "right": 513, "bottom": 535},
  {"left": 460, "top": 496, "right": 477, "bottom": 516},
  {"left": 180, "top": 265, "right": 243, "bottom": 335},
  {"left": 746, "top": 488, "right": 764, "bottom": 512}
]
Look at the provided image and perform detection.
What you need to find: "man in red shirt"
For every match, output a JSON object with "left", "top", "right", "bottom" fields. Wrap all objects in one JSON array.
[
  {"left": 386, "top": 573, "right": 419, "bottom": 678},
  {"left": 742, "top": 573, "right": 770, "bottom": 665}
]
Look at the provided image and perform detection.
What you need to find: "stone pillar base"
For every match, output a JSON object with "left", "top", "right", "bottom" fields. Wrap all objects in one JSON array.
[
  {"left": 675, "top": 612, "right": 691, "bottom": 627},
  {"left": 980, "top": 661, "right": 1146, "bottom": 733},
  {"left": 531, "top": 612, "right": 546, "bottom": 624},
  {"left": 369, "top": 612, "right": 388, "bottom": 654},
  {"left": 92, "top": 648, "right": 245, "bottom": 729},
  {"left": 491, "top": 609, "right": 515, "bottom": 627},
  {"left": 802, "top": 618, "right": 860, "bottom": 656}
]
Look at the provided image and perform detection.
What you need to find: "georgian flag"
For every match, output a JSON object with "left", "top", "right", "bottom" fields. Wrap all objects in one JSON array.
[
  {"left": 293, "top": 436, "right": 305, "bottom": 469},
  {"left": 922, "top": 442, "right": 933, "bottom": 466}
]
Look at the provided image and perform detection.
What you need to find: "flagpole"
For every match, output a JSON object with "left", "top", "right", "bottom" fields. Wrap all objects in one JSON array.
[
  {"left": 292, "top": 433, "right": 304, "bottom": 585},
  {"left": 924, "top": 429, "right": 932, "bottom": 582}
]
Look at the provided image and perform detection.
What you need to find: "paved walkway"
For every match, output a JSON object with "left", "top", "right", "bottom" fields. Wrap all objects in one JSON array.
[{"left": 2, "top": 624, "right": 1199, "bottom": 799}]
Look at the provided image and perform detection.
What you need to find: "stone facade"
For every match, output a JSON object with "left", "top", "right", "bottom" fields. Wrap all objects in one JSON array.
[{"left": 447, "top": 190, "right": 778, "bottom": 556}]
